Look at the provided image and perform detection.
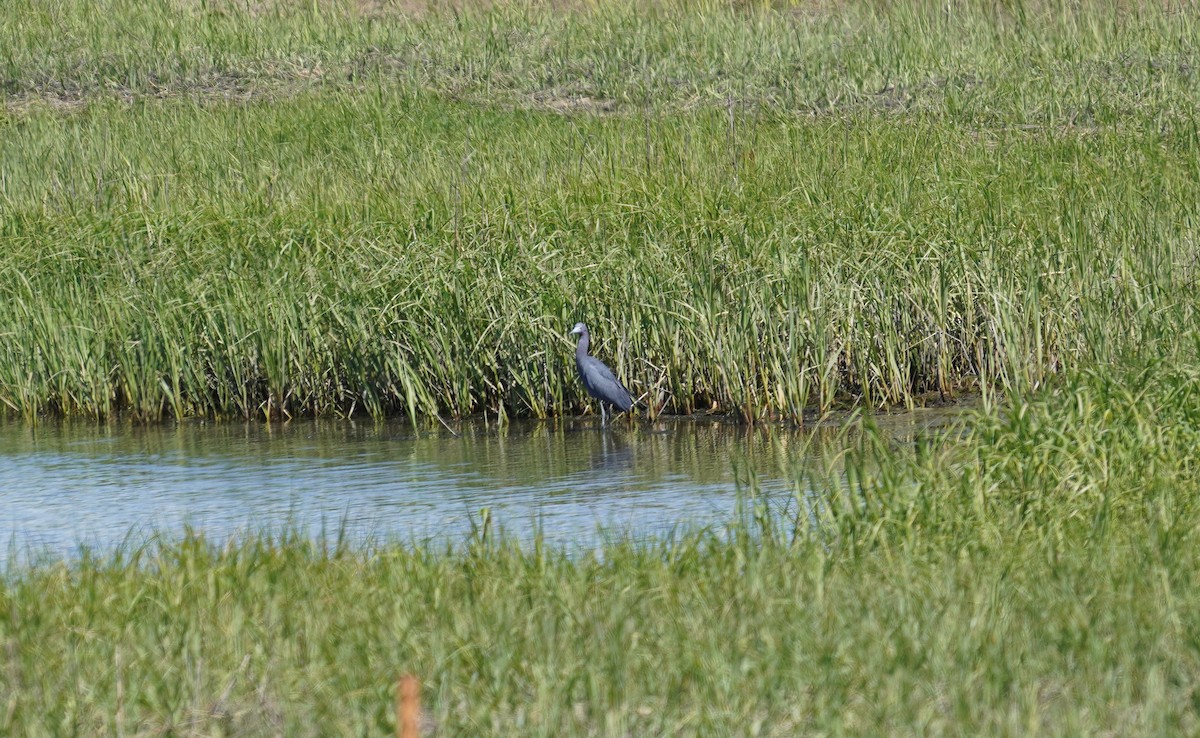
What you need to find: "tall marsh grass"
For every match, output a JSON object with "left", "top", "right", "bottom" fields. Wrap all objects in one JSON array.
[{"left": 1, "top": 0, "right": 1196, "bottom": 422}]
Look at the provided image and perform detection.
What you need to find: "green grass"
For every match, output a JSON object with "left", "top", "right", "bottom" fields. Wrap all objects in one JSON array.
[
  {"left": 3, "top": 3, "right": 1200, "bottom": 732},
  {"left": 3, "top": 0, "right": 1197, "bottom": 123},
  {"left": 1, "top": 0, "right": 1198, "bottom": 421},
  {"left": 3, "top": 349, "right": 1200, "bottom": 735}
]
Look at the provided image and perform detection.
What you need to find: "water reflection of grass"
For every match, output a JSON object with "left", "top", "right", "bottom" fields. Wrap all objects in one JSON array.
[
  {"left": 4, "top": 356, "right": 1200, "bottom": 734},
  {"left": 2, "top": 1, "right": 1196, "bottom": 421}
]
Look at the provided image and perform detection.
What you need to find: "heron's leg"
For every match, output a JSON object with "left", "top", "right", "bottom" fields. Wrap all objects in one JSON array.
[{"left": 600, "top": 403, "right": 608, "bottom": 426}]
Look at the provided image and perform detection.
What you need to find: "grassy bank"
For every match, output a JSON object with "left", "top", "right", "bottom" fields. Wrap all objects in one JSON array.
[
  {"left": 2, "top": 1, "right": 1198, "bottom": 420},
  {"left": 3, "top": 349, "right": 1199, "bottom": 735}
]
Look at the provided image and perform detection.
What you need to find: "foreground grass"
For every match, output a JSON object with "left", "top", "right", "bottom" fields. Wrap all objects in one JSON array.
[
  {"left": 1, "top": 1, "right": 1198, "bottom": 421},
  {"left": 3, "top": 352, "right": 1200, "bottom": 735}
]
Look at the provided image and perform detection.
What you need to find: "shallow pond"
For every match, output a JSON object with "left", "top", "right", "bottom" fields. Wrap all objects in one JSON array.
[{"left": 0, "top": 408, "right": 967, "bottom": 561}]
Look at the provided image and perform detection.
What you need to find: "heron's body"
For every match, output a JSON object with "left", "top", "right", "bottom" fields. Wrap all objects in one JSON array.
[{"left": 570, "top": 323, "right": 635, "bottom": 424}]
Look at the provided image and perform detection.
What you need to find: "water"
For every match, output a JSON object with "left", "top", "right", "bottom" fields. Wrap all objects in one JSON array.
[{"left": 0, "top": 408, "right": 966, "bottom": 561}]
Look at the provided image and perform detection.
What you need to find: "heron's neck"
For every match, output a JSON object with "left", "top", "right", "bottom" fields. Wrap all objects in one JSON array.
[{"left": 575, "top": 332, "right": 590, "bottom": 359}]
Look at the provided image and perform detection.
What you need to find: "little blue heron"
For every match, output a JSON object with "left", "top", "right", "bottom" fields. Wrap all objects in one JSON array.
[{"left": 569, "top": 322, "right": 635, "bottom": 425}]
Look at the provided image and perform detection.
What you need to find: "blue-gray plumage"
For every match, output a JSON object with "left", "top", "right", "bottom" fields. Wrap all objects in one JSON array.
[{"left": 569, "top": 322, "right": 635, "bottom": 425}]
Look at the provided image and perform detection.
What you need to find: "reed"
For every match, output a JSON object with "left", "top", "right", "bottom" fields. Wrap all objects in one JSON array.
[{"left": 1, "top": 0, "right": 1196, "bottom": 422}]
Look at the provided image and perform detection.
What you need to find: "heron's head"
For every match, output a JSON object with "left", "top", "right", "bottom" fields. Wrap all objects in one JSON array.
[{"left": 569, "top": 322, "right": 587, "bottom": 336}]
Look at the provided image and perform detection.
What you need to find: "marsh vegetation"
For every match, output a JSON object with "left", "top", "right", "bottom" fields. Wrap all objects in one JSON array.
[
  {"left": 2, "top": 0, "right": 1199, "bottom": 734},
  {"left": 3, "top": 0, "right": 1196, "bottom": 421}
]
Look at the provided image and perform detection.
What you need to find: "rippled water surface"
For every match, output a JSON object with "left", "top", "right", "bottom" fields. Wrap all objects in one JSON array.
[{"left": 0, "top": 408, "right": 966, "bottom": 560}]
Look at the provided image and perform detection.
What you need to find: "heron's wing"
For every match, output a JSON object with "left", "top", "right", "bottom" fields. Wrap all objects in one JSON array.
[{"left": 579, "top": 356, "right": 634, "bottom": 408}]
